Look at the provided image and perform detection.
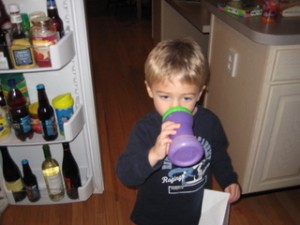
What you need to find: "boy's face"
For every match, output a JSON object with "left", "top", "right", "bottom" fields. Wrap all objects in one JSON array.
[{"left": 145, "top": 78, "right": 204, "bottom": 116}]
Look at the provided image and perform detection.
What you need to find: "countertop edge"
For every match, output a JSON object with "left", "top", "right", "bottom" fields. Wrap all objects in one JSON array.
[
  {"left": 203, "top": 0, "right": 300, "bottom": 45},
  {"left": 166, "top": 0, "right": 211, "bottom": 34}
]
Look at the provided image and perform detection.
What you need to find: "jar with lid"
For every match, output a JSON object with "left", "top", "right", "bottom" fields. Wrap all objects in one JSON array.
[{"left": 31, "top": 16, "right": 57, "bottom": 67}]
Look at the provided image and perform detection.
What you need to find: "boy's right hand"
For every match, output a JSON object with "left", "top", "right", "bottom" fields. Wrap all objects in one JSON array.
[{"left": 148, "top": 121, "right": 180, "bottom": 167}]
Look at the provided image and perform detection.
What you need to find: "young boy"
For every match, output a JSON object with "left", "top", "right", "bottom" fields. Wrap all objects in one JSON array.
[{"left": 117, "top": 38, "right": 240, "bottom": 225}]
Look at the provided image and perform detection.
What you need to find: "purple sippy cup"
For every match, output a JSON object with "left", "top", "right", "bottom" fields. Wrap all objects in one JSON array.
[{"left": 162, "top": 106, "right": 204, "bottom": 167}]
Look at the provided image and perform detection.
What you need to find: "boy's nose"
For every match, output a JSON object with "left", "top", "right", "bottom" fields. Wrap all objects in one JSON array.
[{"left": 171, "top": 100, "right": 180, "bottom": 108}]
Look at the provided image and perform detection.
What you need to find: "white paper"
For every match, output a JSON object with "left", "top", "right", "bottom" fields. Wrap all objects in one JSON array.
[{"left": 199, "top": 189, "right": 230, "bottom": 225}]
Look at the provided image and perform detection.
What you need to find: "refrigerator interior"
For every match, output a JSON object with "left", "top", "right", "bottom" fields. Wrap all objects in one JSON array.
[{"left": 0, "top": 0, "right": 104, "bottom": 205}]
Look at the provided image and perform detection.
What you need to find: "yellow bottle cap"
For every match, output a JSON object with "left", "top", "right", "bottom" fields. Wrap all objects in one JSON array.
[
  {"left": 52, "top": 93, "right": 74, "bottom": 109},
  {"left": 29, "top": 102, "right": 39, "bottom": 115}
]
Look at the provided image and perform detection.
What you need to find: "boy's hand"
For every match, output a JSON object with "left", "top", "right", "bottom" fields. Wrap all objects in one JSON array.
[
  {"left": 224, "top": 183, "right": 241, "bottom": 203},
  {"left": 148, "top": 121, "right": 180, "bottom": 166}
]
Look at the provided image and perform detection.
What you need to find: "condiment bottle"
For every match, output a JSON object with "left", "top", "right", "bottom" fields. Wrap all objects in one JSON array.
[
  {"left": 31, "top": 16, "right": 57, "bottom": 67},
  {"left": 8, "top": 4, "right": 36, "bottom": 69}
]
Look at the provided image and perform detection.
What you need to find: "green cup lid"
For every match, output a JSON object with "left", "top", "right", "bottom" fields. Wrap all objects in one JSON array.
[{"left": 162, "top": 106, "right": 192, "bottom": 121}]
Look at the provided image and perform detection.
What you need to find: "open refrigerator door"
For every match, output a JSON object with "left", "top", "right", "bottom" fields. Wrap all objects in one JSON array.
[{"left": 0, "top": 0, "right": 104, "bottom": 205}]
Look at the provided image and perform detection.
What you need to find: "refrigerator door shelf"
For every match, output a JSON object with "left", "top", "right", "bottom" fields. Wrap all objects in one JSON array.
[
  {"left": 0, "top": 104, "right": 84, "bottom": 146},
  {"left": 2, "top": 166, "right": 93, "bottom": 205},
  {"left": 1, "top": 31, "right": 75, "bottom": 73}
]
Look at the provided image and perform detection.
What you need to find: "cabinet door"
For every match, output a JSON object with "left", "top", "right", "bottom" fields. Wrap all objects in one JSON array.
[{"left": 249, "top": 83, "right": 300, "bottom": 192}]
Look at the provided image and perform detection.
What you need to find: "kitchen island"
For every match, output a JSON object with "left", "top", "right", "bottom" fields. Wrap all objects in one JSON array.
[{"left": 203, "top": 0, "right": 300, "bottom": 194}]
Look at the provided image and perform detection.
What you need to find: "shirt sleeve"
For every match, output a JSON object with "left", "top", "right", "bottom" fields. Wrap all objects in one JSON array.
[
  {"left": 116, "top": 117, "right": 163, "bottom": 187},
  {"left": 211, "top": 117, "right": 238, "bottom": 189}
]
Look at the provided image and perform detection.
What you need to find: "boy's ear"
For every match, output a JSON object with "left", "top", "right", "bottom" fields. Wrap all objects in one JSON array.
[{"left": 145, "top": 81, "right": 153, "bottom": 98}]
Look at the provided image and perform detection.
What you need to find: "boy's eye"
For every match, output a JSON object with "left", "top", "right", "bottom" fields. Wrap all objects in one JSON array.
[
  {"left": 183, "top": 97, "right": 192, "bottom": 101},
  {"left": 160, "top": 95, "right": 169, "bottom": 100}
]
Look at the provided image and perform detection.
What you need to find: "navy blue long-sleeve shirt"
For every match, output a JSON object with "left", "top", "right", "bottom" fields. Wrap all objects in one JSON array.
[{"left": 117, "top": 106, "right": 238, "bottom": 225}]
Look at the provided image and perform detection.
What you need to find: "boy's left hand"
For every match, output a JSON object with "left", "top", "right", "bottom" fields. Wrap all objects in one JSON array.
[{"left": 224, "top": 183, "right": 241, "bottom": 203}]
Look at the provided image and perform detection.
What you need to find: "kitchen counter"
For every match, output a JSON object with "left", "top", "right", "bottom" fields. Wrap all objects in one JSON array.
[
  {"left": 203, "top": 0, "right": 300, "bottom": 45},
  {"left": 165, "top": 0, "right": 211, "bottom": 33}
]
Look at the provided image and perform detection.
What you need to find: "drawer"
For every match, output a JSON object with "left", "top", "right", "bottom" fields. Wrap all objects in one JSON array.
[{"left": 272, "top": 48, "right": 300, "bottom": 82}]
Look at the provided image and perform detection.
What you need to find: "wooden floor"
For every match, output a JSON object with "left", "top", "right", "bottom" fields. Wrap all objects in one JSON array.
[{"left": 1, "top": 3, "right": 300, "bottom": 225}]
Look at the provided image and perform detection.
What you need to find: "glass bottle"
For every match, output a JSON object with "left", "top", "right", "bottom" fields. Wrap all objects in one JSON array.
[
  {"left": 42, "top": 144, "right": 65, "bottom": 201},
  {"left": 21, "top": 159, "right": 41, "bottom": 202},
  {"left": 7, "top": 79, "right": 33, "bottom": 141},
  {"left": 0, "top": 0, "right": 11, "bottom": 28},
  {"left": 31, "top": 16, "right": 57, "bottom": 67},
  {"left": 37, "top": 84, "right": 58, "bottom": 141},
  {"left": 0, "top": 146, "right": 26, "bottom": 202},
  {"left": 62, "top": 142, "right": 81, "bottom": 199},
  {"left": 46, "top": 0, "right": 64, "bottom": 39},
  {"left": 8, "top": 4, "right": 35, "bottom": 69},
  {"left": 21, "top": 13, "right": 30, "bottom": 40}
]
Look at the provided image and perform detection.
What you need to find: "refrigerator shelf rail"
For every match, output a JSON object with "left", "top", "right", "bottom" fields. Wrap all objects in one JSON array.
[
  {"left": 1, "top": 167, "right": 93, "bottom": 205},
  {"left": 0, "top": 104, "right": 84, "bottom": 146},
  {"left": 1, "top": 31, "right": 75, "bottom": 73}
]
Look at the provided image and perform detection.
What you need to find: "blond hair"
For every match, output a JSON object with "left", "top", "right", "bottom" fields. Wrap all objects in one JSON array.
[{"left": 145, "top": 38, "right": 209, "bottom": 89}]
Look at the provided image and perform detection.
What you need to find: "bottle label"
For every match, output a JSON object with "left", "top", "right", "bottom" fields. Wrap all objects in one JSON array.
[
  {"left": 10, "top": 14, "right": 22, "bottom": 24},
  {"left": 25, "top": 184, "right": 40, "bottom": 201},
  {"left": 12, "top": 48, "right": 34, "bottom": 66},
  {"left": 64, "top": 177, "right": 72, "bottom": 190},
  {"left": 45, "top": 174, "right": 63, "bottom": 195},
  {"left": 5, "top": 179, "right": 24, "bottom": 192},
  {"left": 42, "top": 117, "right": 57, "bottom": 136},
  {"left": 20, "top": 115, "right": 32, "bottom": 133},
  {"left": 32, "top": 34, "right": 57, "bottom": 67}
]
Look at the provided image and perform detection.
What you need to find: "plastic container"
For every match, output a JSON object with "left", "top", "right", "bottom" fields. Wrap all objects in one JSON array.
[
  {"left": 163, "top": 106, "right": 204, "bottom": 167},
  {"left": 0, "top": 107, "right": 10, "bottom": 139},
  {"left": 52, "top": 93, "right": 74, "bottom": 136},
  {"left": 28, "top": 102, "right": 42, "bottom": 134}
]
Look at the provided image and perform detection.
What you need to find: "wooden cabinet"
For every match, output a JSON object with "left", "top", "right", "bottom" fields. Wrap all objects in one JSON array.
[{"left": 206, "top": 15, "right": 300, "bottom": 194}]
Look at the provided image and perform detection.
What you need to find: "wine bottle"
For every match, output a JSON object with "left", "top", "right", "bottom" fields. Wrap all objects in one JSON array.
[
  {"left": 0, "top": 0, "right": 10, "bottom": 28},
  {"left": 41, "top": 144, "right": 64, "bottom": 201},
  {"left": 46, "top": 0, "right": 64, "bottom": 39},
  {"left": 7, "top": 78, "right": 33, "bottom": 141},
  {"left": 0, "top": 146, "right": 26, "bottom": 202},
  {"left": 37, "top": 84, "right": 58, "bottom": 141},
  {"left": 62, "top": 142, "right": 81, "bottom": 199},
  {"left": 21, "top": 159, "right": 41, "bottom": 202}
]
